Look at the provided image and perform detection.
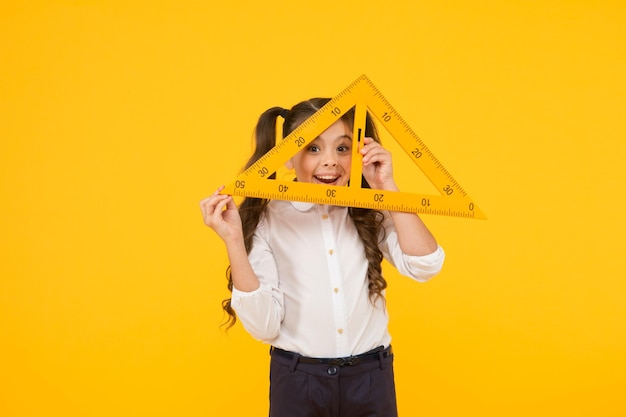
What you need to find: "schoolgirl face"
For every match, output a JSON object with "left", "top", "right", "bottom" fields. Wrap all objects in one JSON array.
[{"left": 286, "top": 120, "right": 353, "bottom": 187}]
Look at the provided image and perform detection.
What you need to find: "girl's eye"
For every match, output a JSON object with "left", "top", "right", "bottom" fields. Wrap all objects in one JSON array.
[
  {"left": 308, "top": 145, "right": 320, "bottom": 152},
  {"left": 337, "top": 145, "right": 350, "bottom": 152}
]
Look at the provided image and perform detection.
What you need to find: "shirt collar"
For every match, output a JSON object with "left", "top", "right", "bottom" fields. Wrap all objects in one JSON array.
[{"left": 289, "top": 201, "right": 315, "bottom": 212}]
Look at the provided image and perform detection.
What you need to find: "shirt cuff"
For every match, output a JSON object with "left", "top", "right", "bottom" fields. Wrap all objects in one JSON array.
[
  {"left": 402, "top": 245, "right": 445, "bottom": 280},
  {"left": 231, "top": 285, "right": 263, "bottom": 299},
  {"left": 405, "top": 244, "right": 444, "bottom": 264}
]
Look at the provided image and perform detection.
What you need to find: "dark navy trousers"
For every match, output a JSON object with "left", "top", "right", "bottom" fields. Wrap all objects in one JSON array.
[{"left": 268, "top": 348, "right": 398, "bottom": 417}]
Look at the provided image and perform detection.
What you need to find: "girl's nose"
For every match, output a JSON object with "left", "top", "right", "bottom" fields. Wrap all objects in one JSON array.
[{"left": 322, "top": 149, "right": 338, "bottom": 167}]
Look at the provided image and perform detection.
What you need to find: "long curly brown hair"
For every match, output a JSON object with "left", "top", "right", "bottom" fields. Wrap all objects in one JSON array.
[{"left": 222, "top": 98, "right": 387, "bottom": 328}]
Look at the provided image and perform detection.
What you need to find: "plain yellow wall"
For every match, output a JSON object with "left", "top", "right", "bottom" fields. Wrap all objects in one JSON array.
[{"left": 1, "top": 1, "right": 625, "bottom": 416}]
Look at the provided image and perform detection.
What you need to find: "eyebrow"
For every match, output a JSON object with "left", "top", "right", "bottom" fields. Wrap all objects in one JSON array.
[{"left": 312, "top": 134, "right": 352, "bottom": 142}]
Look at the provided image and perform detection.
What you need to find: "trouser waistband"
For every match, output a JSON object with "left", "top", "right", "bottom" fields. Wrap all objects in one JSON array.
[{"left": 269, "top": 345, "right": 392, "bottom": 367}]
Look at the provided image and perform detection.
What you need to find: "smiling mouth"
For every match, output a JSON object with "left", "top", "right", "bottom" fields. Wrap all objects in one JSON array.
[{"left": 314, "top": 175, "right": 340, "bottom": 184}]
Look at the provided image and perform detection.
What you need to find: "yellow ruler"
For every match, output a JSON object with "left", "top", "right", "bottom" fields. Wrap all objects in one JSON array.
[{"left": 221, "top": 75, "right": 486, "bottom": 219}]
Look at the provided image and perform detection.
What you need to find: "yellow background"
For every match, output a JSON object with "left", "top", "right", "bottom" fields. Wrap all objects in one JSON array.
[{"left": 1, "top": 1, "right": 625, "bottom": 416}]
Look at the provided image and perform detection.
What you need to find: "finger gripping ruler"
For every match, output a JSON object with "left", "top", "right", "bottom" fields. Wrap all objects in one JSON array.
[{"left": 221, "top": 75, "right": 486, "bottom": 219}]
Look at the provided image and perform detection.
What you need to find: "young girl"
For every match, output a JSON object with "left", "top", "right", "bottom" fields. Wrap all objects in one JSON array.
[{"left": 200, "top": 98, "right": 445, "bottom": 417}]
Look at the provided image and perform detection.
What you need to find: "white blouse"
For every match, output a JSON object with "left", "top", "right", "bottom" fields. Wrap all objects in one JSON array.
[{"left": 231, "top": 199, "right": 445, "bottom": 358}]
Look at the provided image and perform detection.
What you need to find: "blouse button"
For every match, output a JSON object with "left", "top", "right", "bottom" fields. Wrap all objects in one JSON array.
[
  {"left": 337, "top": 329, "right": 344, "bottom": 335},
  {"left": 321, "top": 214, "right": 329, "bottom": 220},
  {"left": 333, "top": 288, "right": 339, "bottom": 293},
  {"left": 328, "top": 249, "right": 334, "bottom": 255}
]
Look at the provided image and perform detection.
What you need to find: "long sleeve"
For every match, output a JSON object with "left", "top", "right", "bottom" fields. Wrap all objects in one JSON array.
[
  {"left": 230, "top": 218, "right": 285, "bottom": 341},
  {"left": 379, "top": 212, "right": 445, "bottom": 282}
]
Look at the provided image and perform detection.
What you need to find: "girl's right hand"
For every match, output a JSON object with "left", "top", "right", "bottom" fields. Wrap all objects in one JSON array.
[{"left": 199, "top": 186, "right": 243, "bottom": 243}]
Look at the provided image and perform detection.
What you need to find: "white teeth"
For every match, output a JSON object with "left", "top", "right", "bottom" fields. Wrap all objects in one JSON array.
[{"left": 316, "top": 175, "right": 338, "bottom": 180}]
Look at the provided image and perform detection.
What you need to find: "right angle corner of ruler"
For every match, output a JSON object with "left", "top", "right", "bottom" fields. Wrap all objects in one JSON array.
[{"left": 221, "top": 74, "right": 486, "bottom": 220}]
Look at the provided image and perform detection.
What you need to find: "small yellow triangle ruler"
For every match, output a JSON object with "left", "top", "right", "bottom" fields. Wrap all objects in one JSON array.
[{"left": 222, "top": 74, "right": 486, "bottom": 219}]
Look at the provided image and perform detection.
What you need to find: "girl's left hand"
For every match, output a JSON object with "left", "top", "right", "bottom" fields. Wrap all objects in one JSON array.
[{"left": 360, "top": 137, "right": 398, "bottom": 191}]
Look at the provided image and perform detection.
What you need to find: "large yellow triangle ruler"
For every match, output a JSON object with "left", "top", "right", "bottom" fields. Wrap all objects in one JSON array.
[{"left": 221, "top": 74, "right": 486, "bottom": 219}]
